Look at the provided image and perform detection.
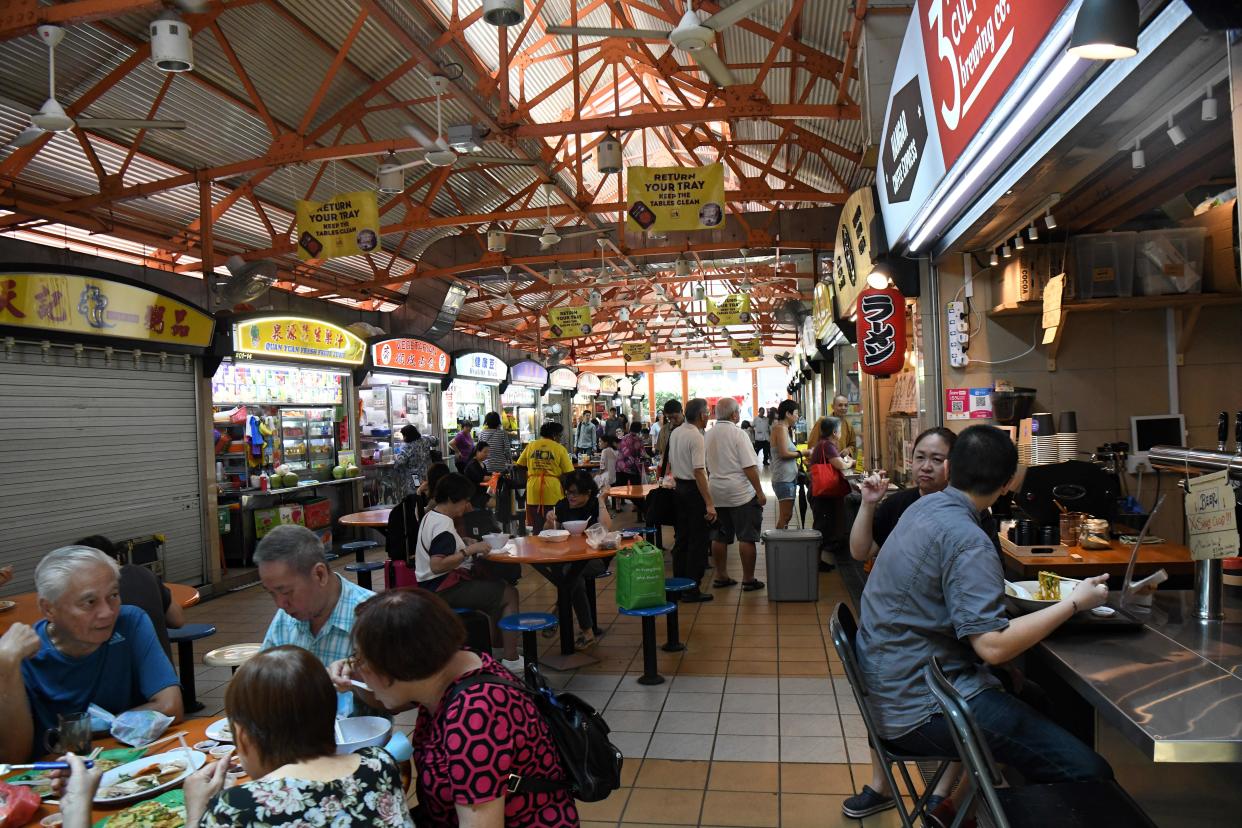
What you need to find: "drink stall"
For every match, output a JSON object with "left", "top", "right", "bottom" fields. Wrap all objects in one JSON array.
[
  {"left": 575, "top": 371, "right": 602, "bottom": 420},
  {"left": 211, "top": 314, "right": 366, "bottom": 567},
  {"left": 503, "top": 359, "right": 548, "bottom": 448},
  {"left": 443, "top": 350, "right": 505, "bottom": 445},
  {"left": 358, "top": 337, "right": 450, "bottom": 501}
]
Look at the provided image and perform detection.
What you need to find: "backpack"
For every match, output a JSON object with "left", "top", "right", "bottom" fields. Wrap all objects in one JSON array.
[
  {"left": 444, "top": 669, "right": 623, "bottom": 802},
  {"left": 385, "top": 495, "right": 420, "bottom": 562}
]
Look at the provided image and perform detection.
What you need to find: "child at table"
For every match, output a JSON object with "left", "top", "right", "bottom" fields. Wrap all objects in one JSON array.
[
  {"left": 539, "top": 470, "right": 612, "bottom": 649},
  {"left": 599, "top": 434, "right": 619, "bottom": 488}
]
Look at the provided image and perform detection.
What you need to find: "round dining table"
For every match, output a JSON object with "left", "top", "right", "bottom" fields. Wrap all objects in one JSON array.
[
  {"left": 488, "top": 533, "right": 636, "bottom": 671},
  {"left": 606, "top": 483, "right": 660, "bottom": 502},
  {"left": 0, "top": 582, "right": 199, "bottom": 636},
  {"left": 338, "top": 507, "right": 393, "bottom": 529}
]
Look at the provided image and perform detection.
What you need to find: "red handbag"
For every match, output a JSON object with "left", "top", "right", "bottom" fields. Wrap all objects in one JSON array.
[{"left": 809, "top": 446, "right": 850, "bottom": 498}]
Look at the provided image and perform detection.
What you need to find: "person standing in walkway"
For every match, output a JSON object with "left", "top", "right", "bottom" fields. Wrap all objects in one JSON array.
[
  {"left": 808, "top": 417, "right": 850, "bottom": 562},
  {"left": 450, "top": 420, "right": 474, "bottom": 467},
  {"left": 752, "top": 407, "right": 771, "bottom": 466},
  {"left": 654, "top": 398, "right": 683, "bottom": 474},
  {"left": 615, "top": 422, "right": 648, "bottom": 487},
  {"left": 668, "top": 398, "right": 716, "bottom": 602},
  {"left": 770, "top": 399, "right": 803, "bottom": 529},
  {"left": 574, "top": 416, "right": 598, "bottom": 456},
  {"left": 516, "top": 422, "right": 576, "bottom": 532},
  {"left": 704, "top": 398, "right": 766, "bottom": 592}
]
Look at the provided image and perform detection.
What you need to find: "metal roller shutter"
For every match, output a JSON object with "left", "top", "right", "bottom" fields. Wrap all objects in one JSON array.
[{"left": 0, "top": 342, "right": 205, "bottom": 593}]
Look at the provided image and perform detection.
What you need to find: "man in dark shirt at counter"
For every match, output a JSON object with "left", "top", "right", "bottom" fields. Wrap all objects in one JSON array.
[{"left": 857, "top": 425, "right": 1113, "bottom": 796}]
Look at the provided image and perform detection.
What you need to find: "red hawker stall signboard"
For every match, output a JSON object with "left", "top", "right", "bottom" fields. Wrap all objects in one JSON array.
[
  {"left": 371, "top": 338, "right": 450, "bottom": 375},
  {"left": 856, "top": 287, "right": 906, "bottom": 377},
  {"left": 918, "top": 0, "right": 1065, "bottom": 170}
]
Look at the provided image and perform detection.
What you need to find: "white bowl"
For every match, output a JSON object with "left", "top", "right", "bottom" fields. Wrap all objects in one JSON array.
[
  {"left": 562, "top": 520, "right": 590, "bottom": 535},
  {"left": 1004, "top": 579, "right": 1080, "bottom": 615},
  {"left": 482, "top": 532, "right": 510, "bottom": 550},
  {"left": 539, "top": 529, "right": 570, "bottom": 542},
  {"left": 334, "top": 716, "right": 392, "bottom": 754}
]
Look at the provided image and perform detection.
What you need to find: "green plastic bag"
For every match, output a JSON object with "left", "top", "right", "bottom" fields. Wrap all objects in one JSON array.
[{"left": 615, "top": 541, "right": 666, "bottom": 610}]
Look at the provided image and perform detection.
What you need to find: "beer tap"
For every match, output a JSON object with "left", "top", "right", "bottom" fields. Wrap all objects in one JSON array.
[
  {"left": 1217, "top": 411, "right": 1228, "bottom": 452},
  {"left": 1235, "top": 411, "right": 1242, "bottom": 457}
]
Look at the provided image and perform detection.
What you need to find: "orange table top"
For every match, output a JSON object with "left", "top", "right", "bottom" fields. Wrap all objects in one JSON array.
[
  {"left": 1001, "top": 537, "right": 1195, "bottom": 580},
  {"left": 607, "top": 483, "right": 659, "bottom": 500},
  {"left": 487, "top": 534, "right": 635, "bottom": 565},
  {"left": 0, "top": 583, "right": 199, "bottom": 635},
  {"left": 338, "top": 508, "right": 392, "bottom": 528}
]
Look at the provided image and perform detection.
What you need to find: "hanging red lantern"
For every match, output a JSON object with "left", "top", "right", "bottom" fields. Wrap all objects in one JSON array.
[{"left": 855, "top": 286, "right": 906, "bottom": 376}]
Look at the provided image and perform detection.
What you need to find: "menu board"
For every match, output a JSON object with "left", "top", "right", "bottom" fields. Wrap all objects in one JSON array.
[
  {"left": 1185, "top": 470, "right": 1241, "bottom": 561},
  {"left": 212, "top": 362, "right": 344, "bottom": 405},
  {"left": 548, "top": 367, "right": 578, "bottom": 390}
]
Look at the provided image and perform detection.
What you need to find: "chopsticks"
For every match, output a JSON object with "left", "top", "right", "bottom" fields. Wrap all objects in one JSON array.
[{"left": 140, "top": 730, "right": 188, "bottom": 753}]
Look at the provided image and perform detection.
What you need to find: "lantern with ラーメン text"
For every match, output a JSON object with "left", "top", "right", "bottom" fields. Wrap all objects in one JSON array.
[{"left": 855, "top": 286, "right": 906, "bottom": 376}]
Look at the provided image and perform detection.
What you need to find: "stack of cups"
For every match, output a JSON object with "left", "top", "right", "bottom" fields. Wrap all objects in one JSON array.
[
  {"left": 1030, "top": 412, "right": 1057, "bottom": 465},
  {"left": 1057, "top": 411, "right": 1079, "bottom": 462}
]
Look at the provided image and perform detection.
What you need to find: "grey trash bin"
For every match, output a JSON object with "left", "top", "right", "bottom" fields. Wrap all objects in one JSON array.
[{"left": 762, "top": 528, "right": 822, "bottom": 601}]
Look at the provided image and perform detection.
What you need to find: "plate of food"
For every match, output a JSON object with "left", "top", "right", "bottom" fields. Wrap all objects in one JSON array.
[
  {"left": 7, "top": 749, "right": 140, "bottom": 798},
  {"left": 204, "top": 718, "right": 233, "bottom": 743},
  {"left": 94, "top": 750, "right": 205, "bottom": 805},
  {"left": 538, "top": 529, "right": 569, "bottom": 542},
  {"left": 0, "top": 600, "right": 15, "bottom": 612},
  {"left": 1004, "top": 572, "right": 1081, "bottom": 615},
  {"left": 93, "top": 789, "right": 186, "bottom": 828}
]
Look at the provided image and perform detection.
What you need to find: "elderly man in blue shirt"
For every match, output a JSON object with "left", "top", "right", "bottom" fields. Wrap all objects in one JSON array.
[{"left": 0, "top": 546, "right": 182, "bottom": 762}]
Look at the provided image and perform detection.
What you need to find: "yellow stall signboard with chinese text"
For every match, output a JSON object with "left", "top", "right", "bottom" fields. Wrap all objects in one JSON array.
[
  {"left": 295, "top": 190, "right": 380, "bottom": 261},
  {"left": 730, "top": 338, "right": 762, "bottom": 359},
  {"left": 233, "top": 316, "right": 366, "bottom": 366},
  {"left": 0, "top": 272, "right": 214, "bottom": 347},
  {"left": 706, "top": 294, "right": 751, "bottom": 326},
  {"left": 545, "top": 305, "right": 593, "bottom": 339},
  {"left": 626, "top": 163, "right": 725, "bottom": 232},
  {"left": 622, "top": 341, "right": 651, "bottom": 362},
  {"left": 813, "top": 281, "right": 834, "bottom": 341}
]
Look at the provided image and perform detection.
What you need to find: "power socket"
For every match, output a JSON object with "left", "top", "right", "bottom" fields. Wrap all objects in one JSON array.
[
  {"left": 947, "top": 301, "right": 968, "bottom": 367},
  {"left": 1126, "top": 453, "right": 1152, "bottom": 475}
]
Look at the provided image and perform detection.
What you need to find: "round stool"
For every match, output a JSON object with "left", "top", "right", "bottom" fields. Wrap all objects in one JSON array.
[
  {"left": 662, "top": 578, "right": 696, "bottom": 652},
  {"left": 204, "top": 642, "right": 262, "bottom": 673},
  {"left": 341, "top": 540, "right": 379, "bottom": 564},
  {"left": 618, "top": 603, "right": 677, "bottom": 685},
  {"left": 167, "top": 623, "right": 216, "bottom": 713},
  {"left": 498, "top": 612, "right": 557, "bottom": 680},
  {"left": 345, "top": 560, "right": 385, "bottom": 590}
]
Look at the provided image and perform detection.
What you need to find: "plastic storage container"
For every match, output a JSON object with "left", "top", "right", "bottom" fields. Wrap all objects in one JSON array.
[
  {"left": 1135, "top": 227, "right": 1206, "bottom": 295},
  {"left": 762, "top": 528, "right": 822, "bottom": 601},
  {"left": 1072, "top": 232, "right": 1136, "bottom": 298}
]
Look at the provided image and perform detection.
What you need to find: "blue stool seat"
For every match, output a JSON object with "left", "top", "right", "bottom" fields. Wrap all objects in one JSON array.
[
  {"left": 168, "top": 623, "right": 216, "bottom": 714},
  {"left": 620, "top": 603, "right": 676, "bottom": 684},
  {"left": 324, "top": 552, "right": 340, "bottom": 562},
  {"left": 661, "top": 581, "right": 694, "bottom": 653},
  {"left": 342, "top": 540, "right": 379, "bottom": 550},
  {"left": 345, "top": 560, "right": 385, "bottom": 589},
  {"left": 664, "top": 578, "right": 695, "bottom": 593},
  {"left": 619, "top": 602, "right": 676, "bottom": 617},
  {"left": 169, "top": 623, "right": 216, "bottom": 642},
  {"left": 498, "top": 612, "right": 559, "bottom": 632}
]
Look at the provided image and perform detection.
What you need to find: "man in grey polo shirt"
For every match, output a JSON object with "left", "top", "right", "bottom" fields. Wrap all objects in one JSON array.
[
  {"left": 704, "top": 397, "right": 766, "bottom": 591},
  {"left": 855, "top": 425, "right": 1111, "bottom": 814}
]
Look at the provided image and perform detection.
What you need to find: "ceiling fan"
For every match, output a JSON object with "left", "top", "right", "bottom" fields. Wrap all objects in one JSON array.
[
  {"left": 376, "top": 76, "right": 537, "bottom": 179},
  {"left": 547, "top": 0, "right": 778, "bottom": 88},
  {"left": 498, "top": 185, "right": 609, "bottom": 250},
  {"left": 5, "top": 25, "right": 187, "bottom": 148}
]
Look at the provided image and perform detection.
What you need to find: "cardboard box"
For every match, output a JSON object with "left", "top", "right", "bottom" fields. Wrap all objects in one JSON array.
[
  {"left": 278, "top": 504, "right": 305, "bottom": 527},
  {"left": 303, "top": 498, "right": 331, "bottom": 530},
  {"left": 1181, "top": 198, "right": 1240, "bottom": 294},
  {"left": 254, "top": 507, "right": 279, "bottom": 538},
  {"left": 997, "top": 243, "right": 1058, "bottom": 307}
]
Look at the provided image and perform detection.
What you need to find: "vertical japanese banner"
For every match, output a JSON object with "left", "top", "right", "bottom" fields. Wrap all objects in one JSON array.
[{"left": 295, "top": 190, "right": 381, "bottom": 261}]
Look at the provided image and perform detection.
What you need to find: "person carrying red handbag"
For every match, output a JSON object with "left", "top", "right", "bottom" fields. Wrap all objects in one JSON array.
[{"left": 808, "top": 416, "right": 852, "bottom": 562}]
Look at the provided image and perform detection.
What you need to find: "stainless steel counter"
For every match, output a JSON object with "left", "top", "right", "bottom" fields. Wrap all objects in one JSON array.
[{"left": 1037, "top": 589, "right": 1242, "bottom": 763}]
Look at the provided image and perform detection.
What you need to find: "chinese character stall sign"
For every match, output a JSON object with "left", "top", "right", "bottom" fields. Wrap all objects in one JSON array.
[{"left": 856, "top": 287, "right": 906, "bottom": 376}]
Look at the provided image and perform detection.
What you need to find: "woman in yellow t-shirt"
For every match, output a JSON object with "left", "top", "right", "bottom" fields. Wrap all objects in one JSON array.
[{"left": 515, "top": 421, "right": 575, "bottom": 532}]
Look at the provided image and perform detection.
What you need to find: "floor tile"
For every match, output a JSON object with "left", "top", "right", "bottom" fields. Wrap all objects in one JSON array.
[
  {"left": 645, "top": 732, "right": 715, "bottom": 761},
  {"left": 712, "top": 735, "right": 779, "bottom": 762},
  {"left": 778, "top": 677, "right": 834, "bottom": 695},
  {"left": 786, "top": 695, "right": 838, "bottom": 716},
  {"left": 780, "top": 793, "right": 857, "bottom": 828},
  {"left": 779, "top": 713, "right": 842, "bottom": 738},
  {"left": 707, "top": 760, "right": 780, "bottom": 792},
  {"left": 840, "top": 715, "right": 868, "bottom": 738},
  {"left": 610, "top": 731, "right": 652, "bottom": 759},
  {"left": 635, "top": 758, "right": 709, "bottom": 790},
  {"left": 623, "top": 788, "right": 704, "bottom": 825},
  {"left": 724, "top": 676, "right": 779, "bottom": 694},
  {"left": 715, "top": 712, "right": 778, "bottom": 736},
  {"left": 781, "top": 763, "right": 857, "bottom": 795},
  {"left": 699, "top": 790, "right": 780, "bottom": 827},
  {"left": 670, "top": 675, "right": 726, "bottom": 693},
  {"left": 729, "top": 646, "right": 779, "bottom": 662},
  {"left": 608, "top": 690, "right": 670, "bottom": 711},
  {"left": 846, "top": 737, "right": 872, "bottom": 763},
  {"left": 567, "top": 673, "right": 625, "bottom": 692},
  {"left": 720, "top": 693, "right": 779, "bottom": 714},
  {"left": 780, "top": 736, "right": 848, "bottom": 764},
  {"left": 729, "top": 661, "right": 779, "bottom": 675},
  {"left": 605, "top": 709, "right": 661, "bottom": 732},
  {"left": 662, "top": 692, "right": 722, "bottom": 712},
  {"left": 656, "top": 711, "right": 719, "bottom": 734},
  {"left": 576, "top": 789, "right": 631, "bottom": 822}
]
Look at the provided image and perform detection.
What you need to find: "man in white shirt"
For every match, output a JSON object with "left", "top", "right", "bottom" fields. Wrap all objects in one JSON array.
[
  {"left": 704, "top": 398, "right": 767, "bottom": 591},
  {"left": 752, "top": 408, "right": 771, "bottom": 466},
  {"left": 668, "top": 398, "right": 716, "bottom": 602}
]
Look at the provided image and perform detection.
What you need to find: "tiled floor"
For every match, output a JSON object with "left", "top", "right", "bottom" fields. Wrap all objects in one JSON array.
[{"left": 181, "top": 478, "right": 904, "bottom": 826}]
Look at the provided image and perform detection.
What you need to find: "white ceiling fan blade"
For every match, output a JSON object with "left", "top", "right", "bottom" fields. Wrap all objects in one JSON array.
[
  {"left": 401, "top": 123, "right": 438, "bottom": 150},
  {"left": 461, "top": 155, "right": 539, "bottom": 167},
  {"left": 76, "top": 118, "right": 186, "bottom": 130},
  {"left": 499, "top": 230, "right": 541, "bottom": 238},
  {"left": 559, "top": 228, "right": 610, "bottom": 240},
  {"left": 703, "top": 0, "right": 778, "bottom": 32},
  {"left": 693, "top": 47, "right": 737, "bottom": 87},
  {"left": 380, "top": 157, "right": 430, "bottom": 172},
  {"left": 5, "top": 126, "right": 43, "bottom": 148},
  {"left": 546, "top": 25, "right": 669, "bottom": 39}
]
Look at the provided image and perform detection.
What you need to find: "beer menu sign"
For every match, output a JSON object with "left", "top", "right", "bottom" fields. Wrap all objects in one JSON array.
[{"left": 878, "top": 1, "right": 1070, "bottom": 244}]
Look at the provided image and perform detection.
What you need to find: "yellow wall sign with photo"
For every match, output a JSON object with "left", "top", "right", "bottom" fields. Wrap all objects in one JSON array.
[
  {"left": 0, "top": 272, "right": 214, "bottom": 347},
  {"left": 730, "top": 338, "right": 762, "bottom": 359},
  {"left": 813, "top": 281, "right": 834, "bottom": 340},
  {"left": 622, "top": 341, "right": 651, "bottom": 362},
  {"left": 233, "top": 316, "right": 366, "bottom": 366},
  {"left": 544, "top": 305, "right": 593, "bottom": 339},
  {"left": 626, "top": 162, "right": 725, "bottom": 232},
  {"left": 295, "top": 190, "right": 380, "bottom": 261},
  {"left": 706, "top": 294, "right": 751, "bottom": 326}
]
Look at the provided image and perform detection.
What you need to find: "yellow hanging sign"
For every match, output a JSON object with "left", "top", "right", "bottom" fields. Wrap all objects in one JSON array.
[
  {"left": 730, "top": 337, "right": 762, "bottom": 359},
  {"left": 0, "top": 272, "right": 214, "bottom": 348},
  {"left": 233, "top": 316, "right": 367, "bottom": 366},
  {"left": 544, "top": 305, "right": 593, "bottom": 339},
  {"left": 813, "top": 281, "right": 835, "bottom": 341},
  {"left": 706, "top": 294, "right": 752, "bottom": 326},
  {"left": 626, "top": 162, "right": 726, "bottom": 232},
  {"left": 295, "top": 190, "right": 381, "bottom": 261},
  {"left": 622, "top": 341, "right": 651, "bottom": 362}
]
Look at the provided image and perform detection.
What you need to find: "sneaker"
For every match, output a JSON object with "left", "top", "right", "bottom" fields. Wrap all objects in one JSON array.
[
  {"left": 500, "top": 655, "right": 525, "bottom": 676},
  {"left": 841, "top": 786, "right": 896, "bottom": 819}
]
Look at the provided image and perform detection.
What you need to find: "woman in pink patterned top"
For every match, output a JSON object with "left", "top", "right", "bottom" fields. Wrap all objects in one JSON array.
[
  {"left": 614, "top": 422, "right": 648, "bottom": 487},
  {"left": 338, "top": 589, "right": 580, "bottom": 828}
]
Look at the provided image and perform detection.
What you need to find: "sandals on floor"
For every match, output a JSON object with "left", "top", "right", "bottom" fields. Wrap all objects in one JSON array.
[
  {"left": 712, "top": 577, "right": 738, "bottom": 588},
  {"left": 741, "top": 579, "right": 766, "bottom": 591},
  {"left": 574, "top": 630, "right": 597, "bottom": 649}
]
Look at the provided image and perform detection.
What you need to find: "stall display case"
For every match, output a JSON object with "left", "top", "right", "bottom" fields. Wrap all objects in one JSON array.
[{"left": 282, "top": 408, "right": 334, "bottom": 472}]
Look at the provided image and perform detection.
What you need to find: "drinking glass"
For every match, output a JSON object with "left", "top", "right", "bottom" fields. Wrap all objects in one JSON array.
[{"left": 45, "top": 711, "right": 92, "bottom": 754}]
